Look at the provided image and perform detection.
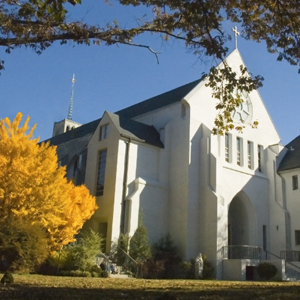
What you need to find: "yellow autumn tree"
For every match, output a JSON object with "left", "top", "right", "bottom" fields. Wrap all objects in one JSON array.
[{"left": 0, "top": 113, "right": 98, "bottom": 253}]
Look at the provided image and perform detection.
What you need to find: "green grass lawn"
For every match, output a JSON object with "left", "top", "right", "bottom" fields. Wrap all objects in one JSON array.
[{"left": 1, "top": 274, "right": 300, "bottom": 300}]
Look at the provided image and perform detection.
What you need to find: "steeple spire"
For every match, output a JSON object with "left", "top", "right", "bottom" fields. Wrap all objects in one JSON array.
[{"left": 67, "top": 74, "right": 75, "bottom": 120}]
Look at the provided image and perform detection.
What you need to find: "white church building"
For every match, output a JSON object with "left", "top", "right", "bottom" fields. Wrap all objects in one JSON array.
[{"left": 46, "top": 49, "right": 300, "bottom": 280}]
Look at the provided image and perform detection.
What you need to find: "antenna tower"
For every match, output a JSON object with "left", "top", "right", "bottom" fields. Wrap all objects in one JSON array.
[{"left": 67, "top": 74, "right": 75, "bottom": 120}]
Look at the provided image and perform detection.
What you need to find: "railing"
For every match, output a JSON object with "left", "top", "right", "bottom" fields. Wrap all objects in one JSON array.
[
  {"left": 110, "top": 241, "right": 140, "bottom": 277},
  {"left": 222, "top": 245, "right": 263, "bottom": 259},
  {"left": 280, "top": 251, "right": 300, "bottom": 262},
  {"left": 266, "top": 250, "right": 300, "bottom": 275}
]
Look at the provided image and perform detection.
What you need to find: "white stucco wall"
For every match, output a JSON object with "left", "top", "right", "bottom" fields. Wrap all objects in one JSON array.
[
  {"left": 279, "top": 167, "right": 300, "bottom": 251},
  {"left": 179, "top": 49, "right": 283, "bottom": 278},
  {"left": 81, "top": 49, "right": 289, "bottom": 280},
  {"left": 119, "top": 140, "right": 168, "bottom": 243},
  {"left": 84, "top": 113, "right": 123, "bottom": 253},
  {"left": 223, "top": 259, "right": 285, "bottom": 281}
]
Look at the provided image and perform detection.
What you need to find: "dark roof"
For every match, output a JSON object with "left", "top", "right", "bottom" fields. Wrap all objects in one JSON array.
[
  {"left": 41, "top": 119, "right": 100, "bottom": 165},
  {"left": 107, "top": 112, "right": 164, "bottom": 148},
  {"left": 43, "top": 118, "right": 100, "bottom": 146},
  {"left": 278, "top": 135, "right": 300, "bottom": 172},
  {"left": 43, "top": 78, "right": 201, "bottom": 147},
  {"left": 116, "top": 79, "right": 201, "bottom": 119}
]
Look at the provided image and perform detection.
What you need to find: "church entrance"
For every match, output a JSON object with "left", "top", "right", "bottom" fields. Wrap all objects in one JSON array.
[{"left": 227, "top": 192, "right": 256, "bottom": 258}]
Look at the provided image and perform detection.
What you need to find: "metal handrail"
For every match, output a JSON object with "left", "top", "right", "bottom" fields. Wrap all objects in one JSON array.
[
  {"left": 222, "top": 245, "right": 263, "bottom": 259},
  {"left": 110, "top": 241, "right": 140, "bottom": 277},
  {"left": 280, "top": 251, "right": 300, "bottom": 262},
  {"left": 266, "top": 250, "right": 300, "bottom": 273}
]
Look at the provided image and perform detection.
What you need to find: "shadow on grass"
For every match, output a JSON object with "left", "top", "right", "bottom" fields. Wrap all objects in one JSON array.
[{"left": 1, "top": 284, "right": 300, "bottom": 300}]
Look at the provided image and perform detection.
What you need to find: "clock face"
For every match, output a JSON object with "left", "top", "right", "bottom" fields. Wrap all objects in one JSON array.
[{"left": 231, "top": 92, "right": 252, "bottom": 123}]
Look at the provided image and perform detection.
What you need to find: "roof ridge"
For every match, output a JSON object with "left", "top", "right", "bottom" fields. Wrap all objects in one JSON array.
[{"left": 115, "top": 78, "right": 202, "bottom": 119}]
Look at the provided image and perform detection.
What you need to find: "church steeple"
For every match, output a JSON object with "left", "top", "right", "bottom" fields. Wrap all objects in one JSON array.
[
  {"left": 68, "top": 74, "right": 75, "bottom": 120},
  {"left": 52, "top": 74, "right": 82, "bottom": 137}
]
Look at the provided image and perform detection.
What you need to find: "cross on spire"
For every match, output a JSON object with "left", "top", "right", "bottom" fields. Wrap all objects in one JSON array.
[{"left": 232, "top": 26, "right": 240, "bottom": 49}]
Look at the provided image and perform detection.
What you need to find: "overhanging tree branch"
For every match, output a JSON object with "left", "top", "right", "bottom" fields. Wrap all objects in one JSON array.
[{"left": 2, "top": 0, "right": 300, "bottom": 133}]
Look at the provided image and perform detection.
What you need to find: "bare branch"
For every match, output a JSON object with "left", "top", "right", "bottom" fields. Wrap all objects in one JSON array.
[{"left": 121, "top": 41, "right": 161, "bottom": 63}]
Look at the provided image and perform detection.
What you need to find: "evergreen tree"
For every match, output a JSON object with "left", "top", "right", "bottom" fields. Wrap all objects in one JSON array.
[
  {"left": 50, "top": 229, "right": 103, "bottom": 272},
  {"left": 129, "top": 222, "right": 151, "bottom": 263},
  {"left": 115, "top": 233, "right": 129, "bottom": 266}
]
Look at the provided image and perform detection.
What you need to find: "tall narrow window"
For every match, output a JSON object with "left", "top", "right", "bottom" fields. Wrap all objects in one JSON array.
[
  {"left": 99, "top": 124, "right": 109, "bottom": 140},
  {"left": 99, "top": 222, "right": 108, "bottom": 252},
  {"left": 96, "top": 149, "right": 107, "bottom": 196},
  {"left": 292, "top": 175, "right": 298, "bottom": 190},
  {"left": 258, "top": 145, "right": 263, "bottom": 172},
  {"left": 263, "top": 225, "right": 267, "bottom": 251},
  {"left": 225, "top": 133, "right": 229, "bottom": 162},
  {"left": 247, "top": 141, "right": 252, "bottom": 169},
  {"left": 295, "top": 230, "right": 300, "bottom": 245},
  {"left": 237, "top": 137, "right": 241, "bottom": 166}
]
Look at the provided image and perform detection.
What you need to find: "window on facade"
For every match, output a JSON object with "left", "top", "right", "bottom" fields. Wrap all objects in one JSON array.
[
  {"left": 263, "top": 225, "right": 267, "bottom": 251},
  {"left": 99, "top": 124, "right": 109, "bottom": 140},
  {"left": 258, "top": 145, "right": 263, "bottom": 172},
  {"left": 99, "top": 222, "right": 108, "bottom": 252},
  {"left": 96, "top": 149, "right": 107, "bottom": 196},
  {"left": 247, "top": 141, "right": 252, "bottom": 169},
  {"left": 295, "top": 230, "right": 300, "bottom": 246},
  {"left": 237, "top": 137, "right": 241, "bottom": 166},
  {"left": 292, "top": 175, "right": 298, "bottom": 190},
  {"left": 225, "top": 133, "right": 229, "bottom": 162},
  {"left": 73, "top": 157, "right": 79, "bottom": 177}
]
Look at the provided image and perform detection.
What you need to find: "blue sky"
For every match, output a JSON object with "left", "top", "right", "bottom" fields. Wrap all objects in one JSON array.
[{"left": 1, "top": 1, "right": 299, "bottom": 145}]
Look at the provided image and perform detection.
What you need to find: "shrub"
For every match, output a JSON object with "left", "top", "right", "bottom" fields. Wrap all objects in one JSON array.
[
  {"left": 0, "top": 271, "right": 14, "bottom": 285},
  {"left": 0, "top": 218, "right": 49, "bottom": 273},
  {"left": 114, "top": 233, "right": 129, "bottom": 266},
  {"left": 175, "top": 261, "right": 194, "bottom": 279},
  {"left": 100, "top": 270, "right": 109, "bottom": 278},
  {"left": 143, "top": 234, "right": 213, "bottom": 279},
  {"left": 48, "top": 229, "right": 102, "bottom": 273},
  {"left": 90, "top": 264, "right": 102, "bottom": 274},
  {"left": 90, "top": 265, "right": 102, "bottom": 277},
  {"left": 129, "top": 224, "right": 151, "bottom": 263},
  {"left": 202, "top": 255, "right": 214, "bottom": 279},
  {"left": 143, "top": 234, "right": 182, "bottom": 279},
  {"left": 257, "top": 262, "right": 277, "bottom": 280},
  {"left": 91, "top": 271, "right": 98, "bottom": 277}
]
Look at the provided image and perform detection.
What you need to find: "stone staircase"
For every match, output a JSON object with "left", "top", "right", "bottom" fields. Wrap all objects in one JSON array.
[
  {"left": 284, "top": 265, "right": 300, "bottom": 281},
  {"left": 109, "top": 264, "right": 131, "bottom": 279}
]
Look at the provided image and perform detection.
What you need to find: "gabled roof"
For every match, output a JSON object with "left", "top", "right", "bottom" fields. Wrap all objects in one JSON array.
[
  {"left": 43, "top": 78, "right": 201, "bottom": 147},
  {"left": 106, "top": 112, "right": 164, "bottom": 148},
  {"left": 43, "top": 118, "right": 100, "bottom": 146},
  {"left": 278, "top": 135, "right": 300, "bottom": 172},
  {"left": 116, "top": 79, "right": 202, "bottom": 119}
]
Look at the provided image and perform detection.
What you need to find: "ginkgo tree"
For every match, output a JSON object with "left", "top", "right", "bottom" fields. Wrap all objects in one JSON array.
[{"left": 0, "top": 112, "right": 98, "bottom": 254}]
